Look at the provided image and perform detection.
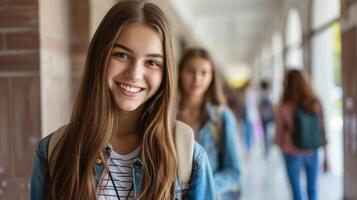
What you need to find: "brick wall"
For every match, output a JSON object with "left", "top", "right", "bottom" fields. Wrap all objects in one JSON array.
[
  {"left": 0, "top": 0, "right": 40, "bottom": 199},
  {"left": 70, "top": 0, "right": 89, "bottom": 99}
]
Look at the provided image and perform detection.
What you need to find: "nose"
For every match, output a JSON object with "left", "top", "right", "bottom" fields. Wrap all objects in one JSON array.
[
  {"left": 194, "top": 72, "right": 201, "bottom": 83},
  {"left": 124, "top": 60, "right": 143, "bottom": 81}
]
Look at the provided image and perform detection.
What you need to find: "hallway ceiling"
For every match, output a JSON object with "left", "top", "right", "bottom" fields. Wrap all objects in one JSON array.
[{"left": 171, "top": 0, "right": 283, "bottom": 67}]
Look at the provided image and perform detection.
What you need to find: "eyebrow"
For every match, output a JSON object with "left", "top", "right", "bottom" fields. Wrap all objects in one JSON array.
[{"left": 113, "top": 43, "right": 164, "bottom": 59}]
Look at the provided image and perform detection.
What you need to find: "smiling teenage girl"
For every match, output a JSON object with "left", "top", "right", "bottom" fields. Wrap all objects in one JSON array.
[{"left": 30, "top": 1, "right": 214, "bottom": 200}]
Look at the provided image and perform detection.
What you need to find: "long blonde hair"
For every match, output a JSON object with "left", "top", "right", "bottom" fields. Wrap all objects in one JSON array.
[{"left": 49, "top": 1, "right": 177, "bottom": 199}]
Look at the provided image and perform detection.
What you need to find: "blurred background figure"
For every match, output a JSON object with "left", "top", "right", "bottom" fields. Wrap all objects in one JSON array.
[
  {"left": 274, "top": 69, "right": 329, "bottom": 200},
  {"left": 224, "top": 83, "right": 240, "bottom": 124},
  {"left": 258, "top": 79, "right": 275, "bottom": 158},
  {"left": 177, "top": 48, "right": 241, "bottom": 200},
  {"left": 236, "top": 81, "right": 255, "bottom": 159}
]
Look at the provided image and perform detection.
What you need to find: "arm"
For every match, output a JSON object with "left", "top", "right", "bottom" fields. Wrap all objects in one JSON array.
[
  {"left": 213, "top": 108, "right": 241, "bottom": 194},
  {"left": 31, "top": 137, "right": 50, "bottom": 200},
  {"left": 273, "top": 105, "right": 284, "bottom": 148},
  {"left": 183, "top": 143, "right": 215, "bottom": 200},
  {"left": 31, "top": 143, "right": 47, "bottom": 199}
]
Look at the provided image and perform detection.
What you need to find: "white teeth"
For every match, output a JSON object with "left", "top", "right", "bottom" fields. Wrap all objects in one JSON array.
[{"left": 119, "top": 83, "right": 141, "bottom": 93}]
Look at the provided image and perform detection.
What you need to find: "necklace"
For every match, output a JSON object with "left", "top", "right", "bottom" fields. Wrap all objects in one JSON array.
[{"left": 108, "top": 169, "right": 134, "bottom": 200}]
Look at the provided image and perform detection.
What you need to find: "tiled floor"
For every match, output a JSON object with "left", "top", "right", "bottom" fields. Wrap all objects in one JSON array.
[{"left": 238, "top": 138, "right": 342, "bottom": 200}]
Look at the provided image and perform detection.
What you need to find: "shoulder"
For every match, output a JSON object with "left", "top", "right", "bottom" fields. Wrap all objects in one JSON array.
[
  {"left": 192, "top": 142, "right": 210, "bottom": 171},
  {"left": 209, "top": 104, "right": 234, "bottom": 118},
  {"left": 192, "top": 142, "right": 205, "bottom": 161},
  {"left": 277, "top": 102, "right": 293, "bottom": 113},
  {"left": 34, "top": 134, "right": 52, "bottom": 164},
  {"left": 221, "top": 105, "right": 234, "bottom": 116},
  {"left": 34, "top": 125, "right": 67, "bottom": 163},
  {"left": 312, "top": 100, "right": 323, "bottom": 114},
  {"left": 217, "top": 105, "right": 236, "bottom": 123}
]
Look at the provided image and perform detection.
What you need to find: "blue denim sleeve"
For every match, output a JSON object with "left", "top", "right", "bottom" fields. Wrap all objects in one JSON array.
[
  {"left": 31, "top": 136, "right": 50, "bottom": 200},
  {"left": 214, "top": 107, "right": 241, "bottom": 194},
  {"left": 183, "top": 142, "right": 215, "bottom": 200}
]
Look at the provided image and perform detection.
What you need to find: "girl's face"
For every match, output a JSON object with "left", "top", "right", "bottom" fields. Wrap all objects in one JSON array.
[
  {"left": 180, "top": 57, "right": 212, "bottom": 98},
  {"left": 107, "top": 24, "right": 164, "bottom": 112}
]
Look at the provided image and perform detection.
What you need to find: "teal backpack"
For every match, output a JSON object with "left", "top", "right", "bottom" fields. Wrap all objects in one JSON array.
[{"left": 292, "top": 106, "right": 323, "bottom": 149}]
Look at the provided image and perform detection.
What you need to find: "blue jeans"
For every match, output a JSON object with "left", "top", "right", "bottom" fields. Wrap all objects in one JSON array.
[
  {"left": 221, "top": 190, "right": 240, "bottom": 200},
  {"left": 242, "top": 120, "right": 253, "bottom": 152},
  {"left": 283, "top": 151, "right": 319, "bottom": 200},
  {"left": 262, "top": 120, "right": 272, "bottom": 157}
]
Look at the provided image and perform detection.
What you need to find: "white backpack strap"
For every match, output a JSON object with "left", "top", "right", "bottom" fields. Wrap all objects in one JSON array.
[
  {"left": 48, "top": 125, "right": 67, "bottom": 173},
  {"left": 174, "top": 120, "right": 194, "bottom": 188}
]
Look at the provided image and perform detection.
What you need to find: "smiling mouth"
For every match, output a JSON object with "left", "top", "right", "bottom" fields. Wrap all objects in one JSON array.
[{"left": 117, "top": 82, "right": 144, "bottom": 94}]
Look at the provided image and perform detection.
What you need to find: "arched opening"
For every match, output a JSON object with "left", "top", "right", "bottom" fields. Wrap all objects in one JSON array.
[
  {"left": 271, "top": 32, "right": 283, "bottom": 102},
  {"left": 285, "top": 8, "right": 303, "bottom": 69}
]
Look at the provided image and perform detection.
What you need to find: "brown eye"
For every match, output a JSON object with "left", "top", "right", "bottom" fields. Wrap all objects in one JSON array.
[
  {"left": 201, "top": 70, "right": 210, "bottom": 76},
  {"left": 113, "top": 52, "right": 129, "bottom": 60},
  {"left": 146, "top": 59, "right": 161, "bottom": 67}
]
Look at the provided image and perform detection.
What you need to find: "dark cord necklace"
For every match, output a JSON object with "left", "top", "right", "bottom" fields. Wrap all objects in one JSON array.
[{"left": 108, "top": 169, "right": 134, "bottom": 200}]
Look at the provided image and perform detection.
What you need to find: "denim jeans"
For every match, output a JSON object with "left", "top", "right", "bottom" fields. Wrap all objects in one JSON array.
[
  {"left": 220, "top": 190, "right": 240, "bottom": 200},
  {"left": 283, "top": 151, "right": 318, "bottom": 200},
  {"left": 262, "top": 120, "right": 272, "bottom": 157},
  {"left": 242, "top": 119, "right": 253, "bottom": 152}
]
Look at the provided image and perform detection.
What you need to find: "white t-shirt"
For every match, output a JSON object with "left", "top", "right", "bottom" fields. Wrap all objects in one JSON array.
[{"left": 98, "top": 146, "right": 141, "bottom": 200}]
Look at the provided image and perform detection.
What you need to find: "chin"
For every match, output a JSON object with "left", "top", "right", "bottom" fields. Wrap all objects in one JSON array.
[
  {"left": 115, "top": 103, "right": 141, "bottom": 112},
  {"left": 190, "top": 92, "right": 204, "bottom": 98}
]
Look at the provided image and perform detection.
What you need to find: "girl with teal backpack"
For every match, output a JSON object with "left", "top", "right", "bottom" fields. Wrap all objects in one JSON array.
[{"left": 274, "top": 69, "right": 329, "bottom": 200}]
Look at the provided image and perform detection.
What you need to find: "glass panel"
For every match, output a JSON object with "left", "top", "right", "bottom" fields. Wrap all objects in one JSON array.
[
  {"left": 285, "top": 48, "right": 303, "bottom": 68},
  {"left": 311, "top": 23, "right": 343, "bottom": 198},
  {"left": 312, "top": 0, "right": 340, "bottom": 30},
  {"left": 286, "top": 8, "right": 302, "bottom": 46}
]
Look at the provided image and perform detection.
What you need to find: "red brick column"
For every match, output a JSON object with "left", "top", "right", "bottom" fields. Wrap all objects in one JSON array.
[
  {"left": 0, "top": 0, "right": 41, "bottom": 199},
  {"left": 70, "top": 0, "right": 89, "bottom": 99}
]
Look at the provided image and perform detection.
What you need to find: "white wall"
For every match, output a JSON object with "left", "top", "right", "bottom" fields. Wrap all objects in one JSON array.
[{"left": 40, "top": 0, "right": 72, "bottom": 136}]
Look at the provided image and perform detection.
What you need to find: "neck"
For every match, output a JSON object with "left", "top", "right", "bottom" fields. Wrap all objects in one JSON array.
[
  {"left": 115, "top": 107, "right": 142, "bottom": 135},
  {"left": 110, "top": 107, "right": 143, "bottom": 154},
  {"left": 181, "top": 95, "right": 205, "bottom": 110}
]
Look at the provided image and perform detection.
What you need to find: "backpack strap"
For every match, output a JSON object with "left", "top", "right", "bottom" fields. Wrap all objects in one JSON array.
[
  {"left": 48, "top": 125, "right": 67, "bottom": 174},
  {"left": 174, "top": 120, "right": 194, "bottom": 187}
]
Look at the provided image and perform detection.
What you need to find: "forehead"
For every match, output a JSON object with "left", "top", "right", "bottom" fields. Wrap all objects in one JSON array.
[
  {"left": 185, "top": 57, "right": 212, "bottom": 70},
  {"left": 114, "top": 23, "right": 163, "bottom": 56}
]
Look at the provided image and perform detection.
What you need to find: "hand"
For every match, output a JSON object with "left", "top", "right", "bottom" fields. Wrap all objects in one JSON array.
[{"left": 323, "top": 157, "right": 329, "bottom": 173}]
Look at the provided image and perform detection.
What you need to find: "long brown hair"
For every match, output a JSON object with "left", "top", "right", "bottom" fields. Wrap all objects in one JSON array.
[
  {"left": 49, "top": 1, "right": 177, "bottom": 199},
  {"left": 281, "top": 69, "right": 317, "bottom": 111},
  {"left": 178, "top": 48, "right": 226, "bottom": 107}
]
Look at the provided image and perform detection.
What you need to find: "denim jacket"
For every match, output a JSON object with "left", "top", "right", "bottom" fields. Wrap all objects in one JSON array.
[
  {"left": 30, "top": 132, "right": 215, "bottom": 200},
  {"left": 195, "top": 104, "right": 241, "bottom": 195}
]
